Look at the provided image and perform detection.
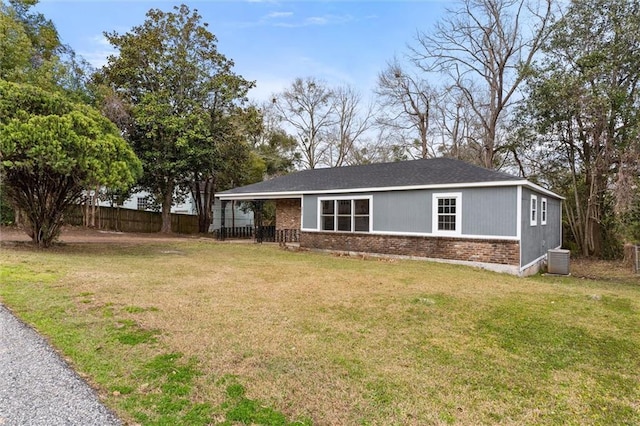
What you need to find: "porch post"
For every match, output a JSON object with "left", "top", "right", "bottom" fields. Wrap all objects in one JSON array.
[
  {"left": 220, "top": 199, "right": 227, "bottom": 241},
  {"left": 255, "top": 200, "right": 264, "bottom": 244}
]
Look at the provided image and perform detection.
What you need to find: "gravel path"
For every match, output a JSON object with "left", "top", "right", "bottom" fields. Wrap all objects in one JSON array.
[{"left": 0, "top": 305, "right": 122, "bottom": 426}]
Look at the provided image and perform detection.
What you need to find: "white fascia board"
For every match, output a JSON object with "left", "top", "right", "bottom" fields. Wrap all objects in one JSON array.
[
  {"left": 217, "top": 179, "right": 564, "bottom": 201},
  {"left": 217, "top": 193, "right": 302, "bottom": 201},
  {"left": 523, "top": 181, "right": 565, "bottom": 200},
  {"left": 218, "top": 179, "right": 563, "bottom": 201}
]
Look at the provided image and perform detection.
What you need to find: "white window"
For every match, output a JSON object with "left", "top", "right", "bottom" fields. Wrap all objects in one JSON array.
[
  {"left": 320, "top": 197, "right": 370, "bottom": 232},
  {"left": 541, "top": 198, "right": 547, "bottom": 225},
  {"left": 530, "top": 195, "right": 538, "bottom": 226},
  {"left": 432, "top": 193, "right": 462, "bottom": 235}
]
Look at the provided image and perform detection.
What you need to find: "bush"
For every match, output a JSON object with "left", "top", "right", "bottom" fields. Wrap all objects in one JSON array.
[{"left": 0, "top": 189, "right": 15, "bottom": 225}]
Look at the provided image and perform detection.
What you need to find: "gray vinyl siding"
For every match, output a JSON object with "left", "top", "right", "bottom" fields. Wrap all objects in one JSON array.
[
  {"left": 302, "top": 187, "right": 518, "bottom": 237},
  {"left": 461, "top": 187, "right": 517, "bottom": 237},
  {"left": 520, "top": 188, "right": 562, "bottom": 267},
  {"left": 372, "top": 191, "right": 431, "bottom": 233}
]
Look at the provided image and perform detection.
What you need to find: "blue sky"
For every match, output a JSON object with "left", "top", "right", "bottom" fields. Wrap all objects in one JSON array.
[{"left": 36, "top": 0, "right": 448, "bottom": 102}]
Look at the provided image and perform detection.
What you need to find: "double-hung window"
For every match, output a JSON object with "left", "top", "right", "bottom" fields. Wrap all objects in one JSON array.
[
  {"left": 530, "top": 195, "right": 538, "bottom": 226},
  {"left": 320, "top": 198, "right": 370, "bottom": 232},
  {"left": 541, "top": 198, "right": 547, "bottom": 225},
  {"left": 321, "top": 199, "right": 335, "bottom": 231},
  {"left": 432, "top": 193, "right": 462, "bottom": 235}
]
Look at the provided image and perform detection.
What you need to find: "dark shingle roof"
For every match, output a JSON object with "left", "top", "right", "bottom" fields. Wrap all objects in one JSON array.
[{"left": 219, "top": 157, "right": 522, "bottom": 197}]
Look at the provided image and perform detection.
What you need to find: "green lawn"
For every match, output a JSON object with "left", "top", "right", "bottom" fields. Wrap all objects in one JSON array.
[{"left": 0, "top": 239, "right": 638, "bottom": 425}]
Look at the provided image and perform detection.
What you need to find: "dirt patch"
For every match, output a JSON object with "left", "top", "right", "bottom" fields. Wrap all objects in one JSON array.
[
  {"left": 570, "top": 257, "right": 639, "bottom": 285},
  {"left": 0, "top": 225, "right": 204, "bottom": 245}
]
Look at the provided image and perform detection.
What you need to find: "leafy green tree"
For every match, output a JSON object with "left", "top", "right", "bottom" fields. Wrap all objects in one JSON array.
[
  {"left": 102, "top": 4, "right": 253, "bottom": 233},
  {"left": 520, "top": 0, "right": 640, "bottom": 257},
  {"left": 243, "top": 102, "right": 298, "bottom": 178},
  {"left": 0, "top": 6, "right": 32, "bottom": 80},
  {"left": 0, "top": 0, "right": 58, "bottom": 82},
  {"left": 0, "top": 80, "right": 142, "bottom": 247},
  {"left": 0, "top": 0, "right": 90, "bottom": 100}
]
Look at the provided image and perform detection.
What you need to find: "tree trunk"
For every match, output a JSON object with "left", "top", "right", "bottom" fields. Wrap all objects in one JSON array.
[
  {"left": 193, "top": 176, "right": 214, "bottom": 234},
  {"left": 160, "top": 186, "right": 173, "bottom": 233},
  {"left": 30, "top": 214, "right": 64, "bottom": 248},
  {"left": 89, "top": 185, "right": 99, "bottom": 228}
]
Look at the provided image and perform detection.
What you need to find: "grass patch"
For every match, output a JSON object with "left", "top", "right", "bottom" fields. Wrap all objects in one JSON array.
[
  {"left": 123, "top": 353, "right": 212, "bottom": 424},
  {"left": 1, "top": 240, "right": 639, "bottom": 425},
  {"left": 112, "top": 319, "right": 159, "bottom": 345},
  {"left": 218, "top": 377, "right": 311, "bottom": 426},
  {"left": 123, "top": 305, "right": 159, "bottom": 314}
]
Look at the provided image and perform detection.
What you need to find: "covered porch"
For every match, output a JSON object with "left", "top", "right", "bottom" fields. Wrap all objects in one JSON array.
[{"left": 214, "top": 197, "right": 301, "bottom": 244}]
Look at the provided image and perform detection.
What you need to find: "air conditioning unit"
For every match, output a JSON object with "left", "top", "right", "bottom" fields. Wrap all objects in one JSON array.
[{"left": 547, "top": 249, "right": 570, "bottom": 275}]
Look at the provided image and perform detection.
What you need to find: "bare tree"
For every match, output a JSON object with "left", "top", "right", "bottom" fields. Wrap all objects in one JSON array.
[
  {"left": 375, "top": 60, "right": 436, "bottom": 159},
  {"left": 433, "top": 88, "right": 482, "bottom": 163},
  {"left": 273, "top": 77, "right": 334, "bottom": 169},
  {"left": 325, "top": 85, "right": 374, "bottom": 166},
  {"left": 247, "top": 101, "right": 299, "bottom": 178},
  {"left": 412, "top": 0, "right": 552, "bottom": 169}
]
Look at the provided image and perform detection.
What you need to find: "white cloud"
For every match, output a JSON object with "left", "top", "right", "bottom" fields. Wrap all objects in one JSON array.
[
  {"left": 79, "top": 35, "right": 117, "bottom": 69},
  {"left": 265, "top": 11, "right": 293, "bottom": 19},
  {"left": 305, "top": 16, "right": 328, "bottom": 25},
  {"left": 247, "top": 76, "right": 292, "bottom": 102},
  {"left": 297, "top": 56, "right": 355, "bottom": 86},
  {"left": 270, "top": 14, "right": 354, "bottom": 28}
]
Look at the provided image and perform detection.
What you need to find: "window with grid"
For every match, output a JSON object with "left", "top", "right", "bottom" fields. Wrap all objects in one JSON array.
[
  {"left": 437, "top": 198, "right": 457, "bottom": 231},
  {"left": 137, "top": 196, "right": 150, "bottom": 211},
  {"left": 432, "top": 193, "right": 461, "bottom": 235},
  {"left": 541, "top": 198, "right": 547, "bottom": 225},
  {"left": 530, "top": 195, "right": 538, "bottom": 226},
  {"left": 354, "top": 199, "right": 370, "bottom": 232},
  {"left": 321, "top": 200, "right": 335, "bottom": 231},
  {"left": 319, "top": 198, "right": 370, "bottom": 232},
  {"left": 337, "top": 200, "right": 351, "bottom": 231}
]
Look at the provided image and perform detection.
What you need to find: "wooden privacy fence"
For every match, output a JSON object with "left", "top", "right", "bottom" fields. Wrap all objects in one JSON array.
[
  {"left": 624, "top": 243, "right": 640, "bottom": 274},
  {"left": 65, "top": 205, "right": 200, "bottom": 234}
]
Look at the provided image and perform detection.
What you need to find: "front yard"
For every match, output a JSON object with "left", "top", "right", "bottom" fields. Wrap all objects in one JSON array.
[{"left": 0, "top": 234, "right": 638, "bottom": 425}]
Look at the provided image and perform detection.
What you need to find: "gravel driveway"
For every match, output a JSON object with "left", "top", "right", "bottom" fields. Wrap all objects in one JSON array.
[{"left": 0, "top": 304, "right": 122, "bottom": 426}]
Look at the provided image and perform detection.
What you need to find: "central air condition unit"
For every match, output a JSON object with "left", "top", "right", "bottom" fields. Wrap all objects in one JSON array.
[{"left": 547, "top": 249, "right": 570, "bottom": 275}]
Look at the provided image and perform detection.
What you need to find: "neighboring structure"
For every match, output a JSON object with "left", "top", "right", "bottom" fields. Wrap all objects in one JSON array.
[
  {"left": 99, "top": 191, "right": 253, "bottom": 231},
  {"left": 217, "top": 157, "right": 563, "bottom": 276},
  {"left": 100, "top": 190, "right": 195, "bottom": 214}
]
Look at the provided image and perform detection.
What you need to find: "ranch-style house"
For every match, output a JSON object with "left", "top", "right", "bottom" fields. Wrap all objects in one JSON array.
[{"left": 217, "top": 157, "right": 563, "bottom": 276}]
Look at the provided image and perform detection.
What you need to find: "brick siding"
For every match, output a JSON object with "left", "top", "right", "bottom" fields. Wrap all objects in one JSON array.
[
  {"left": 275, "top": 199, "right": 301, "bottom": 231},
  {"left": 300, "top": 232, "right": 520, "bottom": 266}
]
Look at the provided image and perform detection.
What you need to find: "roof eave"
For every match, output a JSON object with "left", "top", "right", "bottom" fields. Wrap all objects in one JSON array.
[
  {"left": 523, "top": 181, "right": 565, "bottom": 200},
  {"left": 218, "top": 179, "right": 564, "bottom": 201}
]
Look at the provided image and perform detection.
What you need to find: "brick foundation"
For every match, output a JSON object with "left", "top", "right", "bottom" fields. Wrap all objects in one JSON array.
[
  {"left": 300, "top": 232, "right": 520, "bottom": 266},
  {"left": 275, "top": 199, "right": 301, "bottom": 231}
]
